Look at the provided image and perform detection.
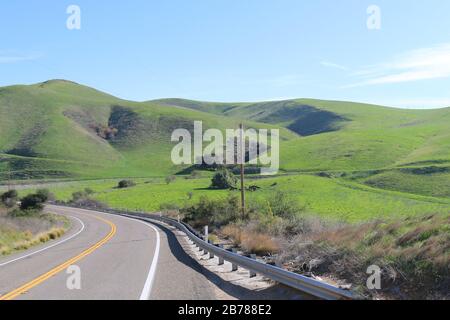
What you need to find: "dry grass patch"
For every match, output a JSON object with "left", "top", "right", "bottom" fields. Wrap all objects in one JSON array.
[
  {"left": 0, "top": 210, "right": 69, "bottom": 257},
  {"left": 278, "top": 213, "right": 450, "bottom": 299},
  {"left": 221, "top": 224, "right": 279, "bottom": 255}
]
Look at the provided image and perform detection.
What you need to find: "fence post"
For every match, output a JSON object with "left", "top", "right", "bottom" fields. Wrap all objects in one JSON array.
[
  {"left": 202, "top": 226, "right": 209, "bottom": 255},
  {"left": 218, "top": 245, "right": 225, "bottom": 265},
  {"left": 231, "top": 249, "right": 238, "bottom": 272},
  {"left": 249, "top": 254, "right": 257, "bottom": 278},
  {"left": 204, "top": 226, "right": 209, "bottom": 242}
]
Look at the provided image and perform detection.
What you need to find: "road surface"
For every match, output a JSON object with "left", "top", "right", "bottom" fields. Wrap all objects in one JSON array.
[{"left": 0, "top": 205, "right": 219, "bottom": 300}]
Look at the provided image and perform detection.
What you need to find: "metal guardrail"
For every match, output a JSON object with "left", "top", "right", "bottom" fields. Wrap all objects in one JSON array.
[{"left": 110, "top": 209, "right": 355, "bottom": 300}]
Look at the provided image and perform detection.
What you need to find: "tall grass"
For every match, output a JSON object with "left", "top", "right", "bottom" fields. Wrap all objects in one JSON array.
[{"left": 0, "top": 208, "right": 69, "bottom": 256}]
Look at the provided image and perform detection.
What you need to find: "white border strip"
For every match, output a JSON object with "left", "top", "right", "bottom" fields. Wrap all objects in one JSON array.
[{"left": 138, "top": 222, "right": 160, "bottom": 300}]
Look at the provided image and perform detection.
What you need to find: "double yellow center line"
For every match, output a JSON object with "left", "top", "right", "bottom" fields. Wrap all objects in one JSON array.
[{"left": 0, "top": 214, "right": 117, "bottom": 301}]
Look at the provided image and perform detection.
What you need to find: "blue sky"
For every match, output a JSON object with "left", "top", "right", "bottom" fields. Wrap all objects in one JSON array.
[{"left": 1, "top": 0, "right": 450, "bottom": 108}]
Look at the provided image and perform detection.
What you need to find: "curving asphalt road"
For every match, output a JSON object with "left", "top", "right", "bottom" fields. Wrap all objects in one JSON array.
[{"left": 0, "top": 205, "right": 219, "bottom": 300}]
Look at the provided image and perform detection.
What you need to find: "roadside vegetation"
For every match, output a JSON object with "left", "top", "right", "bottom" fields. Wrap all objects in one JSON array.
[
  {"left": 7, "top": 169, "right": 450, "bottom": 299},
  {"left": 154, "top": 172, "right": 447, "bottom": 299},
  {"left": 174, "top": 189, "right": 449, "bottom": 299},
  {"left": 117, "top": 180, "right": 136, "bottom": 189},
  {"left": 0, "top": 189, "right": 69, "bottom": 257}
]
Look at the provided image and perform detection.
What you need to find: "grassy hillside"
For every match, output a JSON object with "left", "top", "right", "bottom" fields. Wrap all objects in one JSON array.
[
  {"left": 0, "top": 80, "right": 294, "bottom": 180},
  {"left": 2, "top": 80, "right": 450, "bottom": 190},
  {"left": 157, "top": 98, "right": 450, "bottom": 173},
  {"left": 355, "top": 167, "right": 450, "bottom": 198}
]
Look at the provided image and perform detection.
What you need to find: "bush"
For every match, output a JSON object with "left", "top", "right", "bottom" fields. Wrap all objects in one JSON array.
[
  {"left": 221, "top": 224, "right": 279, "bottom": 255},
  {"left": 1, "top": 190, "right": 18, "bottom": 208},
  {"left": 182, "top": 195, "right": 241, "bottom": 228},
  {"left": 241, "top": 231, "right": 279, "bottom": 255},
  {"left": 165, "top": 176, "right": 176, "bottom": 185},
  {"left": 159, "top": 203, "right": 181, "bottom": 218},
  {"left": 118, "top": 180, "right": 136, "bottom": 189},
  {"left": 266, "top": 191, "right": 302, "bottom": 220},
  {"left": 190, "top": 171, "right": 202, "bottom": 179},
  {"left": 71, "top": 198, "right": 107, "bottom": 210},
  {"left": 84, "top": 188, "right": 94, "bottom": 195},
  {"left": 159, "top": 202, "right": 180, "bottom": 212},
  {"left": 36, "top": 189, "right": 52, "bottom": 202},
  {"left": 20, "top": 194, "right": 46, "bottom": 211},
  {"left": 72, "top": 191, "right": 87, "bottom": 202},
  {"left": 210, "top": 168, "right": 238, "bottom": 190}
]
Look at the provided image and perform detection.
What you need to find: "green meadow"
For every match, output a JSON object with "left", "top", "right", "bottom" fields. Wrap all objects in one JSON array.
[{"left": 15, "top": 173, "right": 450, "bottom": 223}]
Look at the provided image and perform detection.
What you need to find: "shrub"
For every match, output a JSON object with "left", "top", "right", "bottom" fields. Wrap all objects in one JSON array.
[
  {"left": 20, "top": 194, "right": 45, "bottom": 211},
  {"left": 241, "top": 231, "right": 279, "bottom": 255},
  {"left": 266, "top": 191, "right": 302, "bottom": 220},
  {"left": 182, "top": 194, "right": 241, "bottom": 228},
  {"left": 118, "top": 180, "right": 136, "bottom": 189},
  {"left": 190, "top": 171, "right": 202, "bottom": 179},
  {"left": 221, "top": 224, "right": 243, "bottom": 244},
  {"left": 159, "top": 203, "right": 181, "bottom": 219},
  {"left": 72, "top": 191, "right": 87, "bottom": 202},
  {"left": 165, "top": 176, "right": 176, "bottom": 185},
  {"left": 84, "top": 188, "right": 95, "bottom": 195},
  {"left": 72, "top": 198, "right": 107, "bottom": 210},
  {"left": 8, "top": 208, "right": 37, "bottom": 217},
  {"left": 221, "top": 224, "right": 279, "bottom": 255},
  {"left": 36, "top": 189, "right": 52, "bottom": 202},
  {"left": 210, "top": 168, "right": 238, "bottom": 190},
  {"left": 1, "top": 190, "right": 18, "bottom": 208}
]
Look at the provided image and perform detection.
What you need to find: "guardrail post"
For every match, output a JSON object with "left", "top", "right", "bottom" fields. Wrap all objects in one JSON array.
[
  {"left": 231, "top": 249, "right": 238, "bottom": 272},
  {"left": 249, "top": 254, "right": 257, "bottom": 278},
  {"left": 208, "top": 242, "right": 215, "bottom": 259},
  {"left": 218, "top": 245, "right": 224, "bottom": 265},
  {"left": 203, "top": 226, "right": 209, "bottom": 255},
  {"left": 204, "top": 226, "right": 209, "bottom": 242}
]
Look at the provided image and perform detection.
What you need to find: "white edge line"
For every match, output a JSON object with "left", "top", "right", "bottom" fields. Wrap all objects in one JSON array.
[
  {"left": 0, "top": 216, "right": 85, "bottom": 268},
  {"left": 50, "top": 206, "right": 161, "bottom": 301},
  {"left": 138, "top": 221, "right": 160, "bottom": 300}
]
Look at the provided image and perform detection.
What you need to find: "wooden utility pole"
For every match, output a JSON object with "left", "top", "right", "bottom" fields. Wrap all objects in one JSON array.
[
  {"left": 239, "top": 123, "right": 246, "bottom": 217},
  {"left": 7, "top": 167, "right": 11, "bottom": 191}
]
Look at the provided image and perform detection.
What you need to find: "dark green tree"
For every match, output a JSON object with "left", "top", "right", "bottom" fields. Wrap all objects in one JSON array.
[
  {"left": 1, "top": 190, "right": 18, "bottom": 208},
  {"left": 210, "top": 168, "right": 238, "bottom": 190}
]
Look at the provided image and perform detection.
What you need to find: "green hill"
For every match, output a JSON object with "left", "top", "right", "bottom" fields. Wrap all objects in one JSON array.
[
  {"left": 0, "top": 80, "right": 293, "bottom": 180},
  {"left": 1, "top": 80, "right": 450, "bottom": 186},
  {"left": 156, "top": 98, "right": 450, "bottom": 172}
]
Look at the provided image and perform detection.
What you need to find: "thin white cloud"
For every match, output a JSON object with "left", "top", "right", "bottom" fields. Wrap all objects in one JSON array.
[
  {"left": 345, "top": 43, "right": 450, "bottom": 88},
  {"left": 320, "top": 60, "right": 348, "bottom": 71}
]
